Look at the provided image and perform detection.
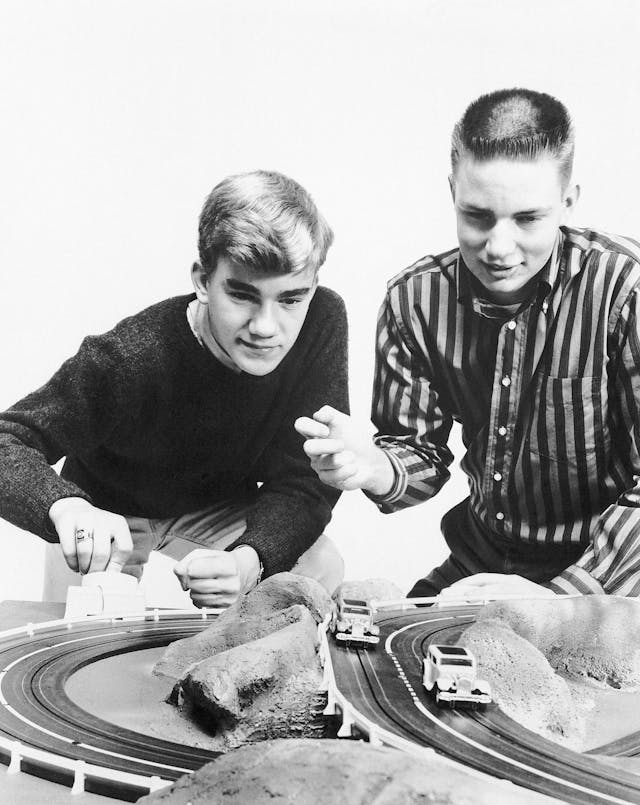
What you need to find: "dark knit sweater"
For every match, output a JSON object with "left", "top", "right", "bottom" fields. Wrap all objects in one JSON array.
[{"left": 0, "top": 288, "right": 349, "bottom": 577}]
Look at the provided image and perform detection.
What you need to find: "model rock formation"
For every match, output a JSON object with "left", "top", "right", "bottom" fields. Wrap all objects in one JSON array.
[
  {"left": 137, "top": 737, "right": 556, "bottom": 805},
  {"left": 153, "top": 573, "right": 333, "bottom": 750},
  {"left": 335, "top": 577, "right": 405, "bottom": 603},
  {"left": 461, "top": 618, "right": 584, "bottom": 747},
  {"left": 461, "top": 596, "right": 640, "bottom": 748},
  {"left": 154, "top": 572, "right": 333, "bottom": 681},
  {"left": 177, "top": 610, "right": 326, "bottom": 749},
  {"left": 475, "top": 596, "right": 640, "bottom": 688}
]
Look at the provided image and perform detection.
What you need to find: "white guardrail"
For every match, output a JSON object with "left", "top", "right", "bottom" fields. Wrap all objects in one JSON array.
[{"left": 0, "top": 607, "right": 223, "bottom": 797}]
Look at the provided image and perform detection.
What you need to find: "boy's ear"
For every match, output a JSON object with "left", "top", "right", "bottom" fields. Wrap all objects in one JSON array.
[
  {"left": 191, "top": 262, "right": 209, "bottom": 303},
  {"left": 448, "top": 173, "right": 456, "bottom": 202},
  {"left": 562, "top": 183, "right": 580, "bottom": 222}
]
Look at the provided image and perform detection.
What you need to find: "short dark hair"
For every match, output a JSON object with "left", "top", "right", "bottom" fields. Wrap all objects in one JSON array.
[
  {"left": 198, "top": 170, "right": 334, "bottom": 279},
  {"left": 451, "top": 88, "right": 575, "bottom": 187}
]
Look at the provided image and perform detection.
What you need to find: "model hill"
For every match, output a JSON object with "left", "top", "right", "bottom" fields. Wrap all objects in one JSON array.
[{"left": 460, "top": 596, "right": 640, "bottom": 748}]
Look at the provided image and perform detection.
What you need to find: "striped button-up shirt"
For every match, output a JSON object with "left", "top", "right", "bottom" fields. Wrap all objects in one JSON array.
[{"left": 371, "top": 226, "right": 640, "bottom": 596}]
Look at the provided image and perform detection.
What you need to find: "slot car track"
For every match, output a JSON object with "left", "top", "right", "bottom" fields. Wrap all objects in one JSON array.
[
  {"left": 0, "top": 613, "right": 221, "bottom": 800},
  {"left": 327, "top": 604, "right": 640, "bottom": 805},
  {"left": 1, "top": 605, "right": 640, "bottom": 803}
]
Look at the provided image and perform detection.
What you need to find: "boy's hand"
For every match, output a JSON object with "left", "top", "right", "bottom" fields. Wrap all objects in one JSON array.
[
  {"left": 173, "top": 545, "right": 261, "bottom": 609},
  {"left": 294, "top": 405, "right": 395, "bottom": 495},
  {"left": 49, "top": 497, "right": 133, "bottom": 575}
]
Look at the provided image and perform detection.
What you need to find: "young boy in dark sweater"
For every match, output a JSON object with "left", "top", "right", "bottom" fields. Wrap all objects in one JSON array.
[{"left": 0, "top": 170, "right": 348, "bottom": 607}]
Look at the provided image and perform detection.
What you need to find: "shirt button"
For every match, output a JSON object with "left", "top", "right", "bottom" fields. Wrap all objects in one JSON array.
[
  {"left": 498, "top": 426, "right": 507, "bottom": 436},
  {"left": 501, "top": 376, "right": 511, "bottom": 387},
  {"left": 496, "top": 511, "right": 505, "bottom": 521},
  {"left": 507, "top": 320, "right": 516, "bottom": 330},
  {"left": 493, "top": 472, "right": 502, "bottom": 482}
]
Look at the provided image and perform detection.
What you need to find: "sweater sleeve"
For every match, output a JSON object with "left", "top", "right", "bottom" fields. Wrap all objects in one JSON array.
[
  {"left": 226, "top": 291, "right": 349, "bottom": 576},
  {"left": 0, "top": 334, "right": 127, "bottom": 541}
]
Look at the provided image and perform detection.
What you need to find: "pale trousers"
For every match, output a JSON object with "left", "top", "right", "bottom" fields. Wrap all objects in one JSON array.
[{"left": 122, "top": 499, "right": 345, "bottom": 595}]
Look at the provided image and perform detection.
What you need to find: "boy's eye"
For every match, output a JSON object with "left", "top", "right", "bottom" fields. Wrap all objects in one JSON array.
[
  {"left": 516, "top": 215, "right": 540, "bottom": 224},
  {"left": 464, "top": 210, "right": 492, "bottom": 224},
  {"left": 281, "top": 297, "right": 303, "bottom": 306}
]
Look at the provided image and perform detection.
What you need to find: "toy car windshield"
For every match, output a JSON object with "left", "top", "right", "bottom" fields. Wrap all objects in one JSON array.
[{"left": 342, "top": 605, "right": 370, "bottom": 615}]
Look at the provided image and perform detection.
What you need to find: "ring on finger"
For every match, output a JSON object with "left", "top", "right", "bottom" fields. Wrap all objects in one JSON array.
[{"left": 75, "top": 529, "right": 92, "bottom": 542}]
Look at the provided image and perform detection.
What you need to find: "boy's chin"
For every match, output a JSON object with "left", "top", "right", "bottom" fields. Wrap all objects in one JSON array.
[{"left": 237, "top": 355, "right": 284, "bottom": 376}]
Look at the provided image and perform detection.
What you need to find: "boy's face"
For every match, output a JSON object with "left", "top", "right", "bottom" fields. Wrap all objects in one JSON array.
[
  {"left": 451, "top": 154, "right": 579, "bottom": 304},
  {"left": 193, "top": 257, "right": 318, "bottom": 376}
]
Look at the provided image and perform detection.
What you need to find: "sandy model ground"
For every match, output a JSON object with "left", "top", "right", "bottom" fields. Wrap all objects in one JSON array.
[{"left": 135, "top": 737, "right": 557, "bottom": 805}]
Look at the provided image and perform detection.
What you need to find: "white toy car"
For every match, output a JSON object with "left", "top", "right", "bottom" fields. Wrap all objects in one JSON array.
[
  {"left": 423, "top": 644, "right": 492, "bottom": 707},
  {"left": 332, "top": 597, "right": 380, "bottom": 649}
]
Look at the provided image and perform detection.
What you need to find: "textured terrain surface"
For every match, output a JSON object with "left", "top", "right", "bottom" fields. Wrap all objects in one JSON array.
[
  {"left": 475, "top": 596, "right": 640, "bottom": 688},
  {"left": 136, "top": 737, "right": 556, "bottom": 805},
  {"left": 335, "top": 577, "right": 405, "bottom": 603},
  {"left": 155, "top": 573, "right": 332, "bottom": 750},
  {"left": 176, "top": 610, "right": 325, "bottom": 750},
  {"left": 462, "top": 596, "right": 640, "bottom": 748},
  {"left": 154, "top": 572, "right": 333, "bottom": 681}
]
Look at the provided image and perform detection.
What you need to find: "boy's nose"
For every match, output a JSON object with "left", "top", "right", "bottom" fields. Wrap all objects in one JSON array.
[{"left": 248, "top": 305, "right": 278, "bottom": 337}]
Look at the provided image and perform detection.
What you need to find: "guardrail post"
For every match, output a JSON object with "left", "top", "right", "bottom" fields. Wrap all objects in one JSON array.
[
  {"left": 7, "top": 741, "right": 21, "bottom": 774},
  {"left": 337, "top": 705, "right": 353, "bottom": 738},
  {"left": 148, "top": 775, "right": 168, "bottom": 792},
  {"left": 71, "top": 760, "right": 86, "bottom": 794},
  {"left": 323, "top": 687, "right": 336, "bottom": 716}
]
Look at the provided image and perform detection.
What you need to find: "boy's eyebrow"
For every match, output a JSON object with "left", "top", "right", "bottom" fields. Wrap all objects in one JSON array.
[
  {"left": 224, "top": 278, "right": 314, "bottom": 297},
  {"left": 460, "top": 202, "right": 552, "bottom": 215},
  {"left": 225, "top": 279, "right": 259, "bottom": 293},
  {"left": 278, "top": 286, "right": 314, "bottom": 298}
]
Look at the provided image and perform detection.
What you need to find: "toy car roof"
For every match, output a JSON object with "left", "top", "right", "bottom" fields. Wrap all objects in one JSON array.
[
  {"left": 429, "top": 644, "right": 472, "bottom": 657},
  {"left": 340, "top": 598, "right": 369, "bottom": 607}
]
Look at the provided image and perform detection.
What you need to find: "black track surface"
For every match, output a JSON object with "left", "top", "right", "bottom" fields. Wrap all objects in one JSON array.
[
  {"left": 0, "top": 615, "right": 221, "bottom": 800},
  {"left": 328, "top": 604, "right": 640, "bottom": 805}
]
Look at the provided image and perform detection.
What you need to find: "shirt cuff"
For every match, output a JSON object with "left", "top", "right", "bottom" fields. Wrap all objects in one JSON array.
[
  {"left": 363, "top": 449, "right": 407, "bottom": 506},
  {"left": 547, "top": 564, "right": 606, "bottom": 595}
]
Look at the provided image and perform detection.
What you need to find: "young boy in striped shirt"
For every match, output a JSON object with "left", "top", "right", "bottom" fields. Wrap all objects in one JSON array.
[{"left": 297, "top": 88, "right": 640, "bottom": 599}]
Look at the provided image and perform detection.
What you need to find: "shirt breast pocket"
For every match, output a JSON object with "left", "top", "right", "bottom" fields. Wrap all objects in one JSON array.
[{"left": 528, "top": 373, "right": 608, "bottom": 470}]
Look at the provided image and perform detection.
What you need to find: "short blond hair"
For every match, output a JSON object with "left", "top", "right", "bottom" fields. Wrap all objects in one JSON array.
[{"left": 198, "top": 170, "right": 334, "bottom": 279}]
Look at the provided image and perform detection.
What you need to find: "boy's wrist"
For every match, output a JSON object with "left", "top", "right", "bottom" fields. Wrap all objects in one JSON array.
[
  {"left": 48, "top": 496, "right": 92, "bottom": 527},
  {"left": 232, "top": 545, "right": 263, "bottom": 593},
  {"left": 362, "top": 447, "right": 396, "bottom": 497}
]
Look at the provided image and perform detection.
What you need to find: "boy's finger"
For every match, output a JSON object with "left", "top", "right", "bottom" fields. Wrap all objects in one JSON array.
[
  {"left": 312, "top": 405, "right": 342, "bottom": 426},
  {"left": 302, "top": 438, "right": 345, "bottom": 456},
  {"left": 294, "top": 417, "right": 330, "bottom": 438}
]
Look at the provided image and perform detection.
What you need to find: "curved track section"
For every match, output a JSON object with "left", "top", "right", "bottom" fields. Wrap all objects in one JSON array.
[
  {"left": 325, "top": 604, "right": 640, "bottom": 805},
  {"left": 0, "top": 611, "right": 220, "bottom": 801},
  {"left": 3, "top": 604, "right": 640, "bottom": 803}
]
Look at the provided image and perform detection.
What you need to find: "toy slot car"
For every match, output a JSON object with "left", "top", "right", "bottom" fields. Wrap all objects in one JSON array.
[
  {"left": 422, "top": 644, "right": 491, "bottom": 708},
  {"left": 332, "top": 597, "right": 380, "bottom": 649}
]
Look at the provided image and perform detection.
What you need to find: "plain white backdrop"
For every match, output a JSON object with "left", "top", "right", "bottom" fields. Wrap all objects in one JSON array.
[{"left": 1, "top": 0, "right": 639, "bottom": 601}]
